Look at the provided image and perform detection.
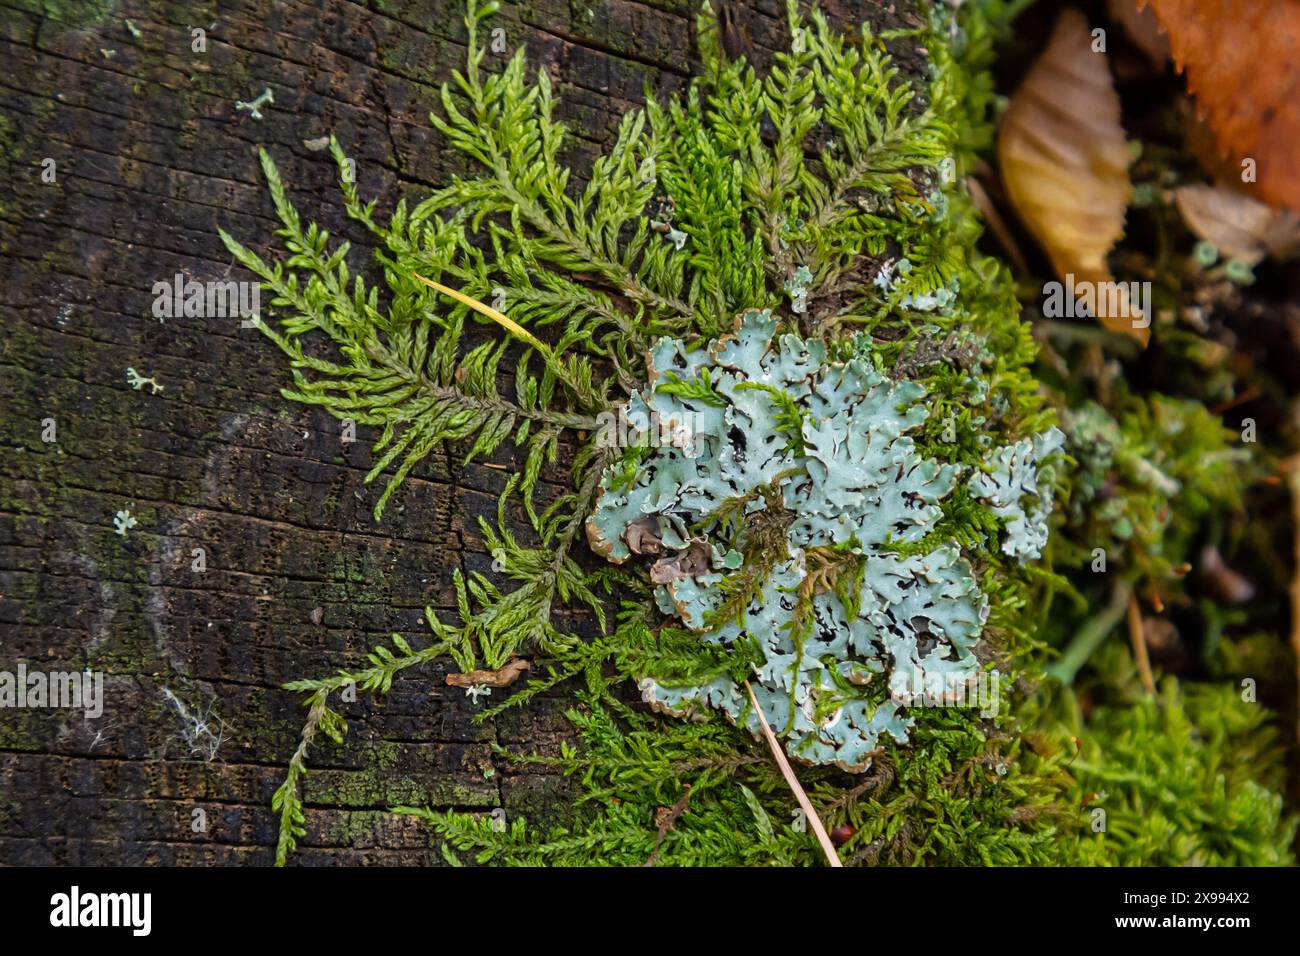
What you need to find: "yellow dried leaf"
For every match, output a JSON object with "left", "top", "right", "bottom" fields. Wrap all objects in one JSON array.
[
  {"left": 1174, "top": 184, "right": 1300, "bottom": 266},
  {"left": 999, "top": 9, "right": 1146, "bottom": 344}
]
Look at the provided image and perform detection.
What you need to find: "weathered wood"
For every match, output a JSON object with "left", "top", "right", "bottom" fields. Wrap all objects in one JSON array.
[{"left": 0, "top": 0, "right": 888, "bottom": 864}]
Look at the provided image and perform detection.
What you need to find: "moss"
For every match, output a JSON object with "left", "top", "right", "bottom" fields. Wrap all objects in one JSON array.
[
  {"left": 328, "top": 808, "right": 440, "bottom": 849},
  {"left": 0, "top": 114, "right": 15, "bottom": 165},
  {"left": 0, "top": 706, "right": 45, "bottom": 751},
  {"left": 19, "top": 0, "right": 116, "bottom": 31},
  {"left": 1045, "top": 647, "right": 1295, "bottom": 866},
  {"left": 0, "top": 95, "right": 59, "bottom": 210},
  {"left": 306, "top": 764, "right": 498, "bottom": 809}
]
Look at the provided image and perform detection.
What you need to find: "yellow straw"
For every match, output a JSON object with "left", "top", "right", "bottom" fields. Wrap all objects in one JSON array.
[{"left": 412, "top": 273, "right": 549, "bottom": 355}]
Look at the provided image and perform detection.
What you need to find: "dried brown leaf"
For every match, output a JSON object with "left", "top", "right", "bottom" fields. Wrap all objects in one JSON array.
[
  {"left": 999, "top": 9, "right": 1146, "bottom": 344},
  {"left": 1175, "top": 183, "right": 1300, "bottom": 265},
  {"left": 1107, "top": 0, "right": 1171, "bottom": 65}
]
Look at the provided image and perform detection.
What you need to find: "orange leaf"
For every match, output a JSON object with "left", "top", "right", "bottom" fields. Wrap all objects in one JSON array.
[
  {"left": 998, "top": 9, "right": 1147, "bottom": 344},
  {"left": 1142, "top": 0, "right": 1300, "bottom": 212}
]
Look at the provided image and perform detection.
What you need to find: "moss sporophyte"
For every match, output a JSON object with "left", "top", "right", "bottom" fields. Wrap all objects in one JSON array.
[{"left": 221, "top": 0, "right": 1295, "bottom": 866}]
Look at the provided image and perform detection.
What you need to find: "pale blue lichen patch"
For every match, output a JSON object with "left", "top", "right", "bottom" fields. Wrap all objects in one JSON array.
[
  {"left": 871, "top": 256, "right": 959, "bottom": 313},
  {"left": 783, "top": 265, "right": 813, "bottom": 314},
  {"left": 968, "top": 426, "right": 1066, "bottom": 562},
  {"left": 587, "top": 311, "right": 1024, "bottom": 771},
  {"left": 113, "top": 508, "right": 137, "bottom": 538}
]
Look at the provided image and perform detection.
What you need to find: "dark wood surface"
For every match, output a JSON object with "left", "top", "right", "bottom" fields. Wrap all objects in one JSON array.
[{"left": 0, "top": 0, "right": 881, "bottom": 864}]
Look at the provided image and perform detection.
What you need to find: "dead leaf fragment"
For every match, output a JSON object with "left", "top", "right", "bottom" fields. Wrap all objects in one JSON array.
[
  {"left": 445, "top": 659, "right": 531, "bottom": 689},
  {"left": 999, "top": 9, "right": 1145, "bottom": 344},
  {"left": 1142, "top": 0, "right": 1300, "bottom": 212},
  {"left": 649, "top": 538, "right": 713, "bottom": 584},
  {"left": 1196, "top": 544, "right": 1256, "bottom": 604},
  {"left": 1175, "top": 184, "right": 1300, "bottom": 265},
  {"left": 625, "top": 516, "right": 665, "bottom": 557}
]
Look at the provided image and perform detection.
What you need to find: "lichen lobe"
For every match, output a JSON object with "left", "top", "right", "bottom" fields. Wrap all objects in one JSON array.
[{"left": 588, "top": 311, "right": 1051, "bottom": 772}]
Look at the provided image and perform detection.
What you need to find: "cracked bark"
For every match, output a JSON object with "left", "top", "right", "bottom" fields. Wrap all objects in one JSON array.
[{"left": 0, "top": 0, "right": 900, "bottom": 864}]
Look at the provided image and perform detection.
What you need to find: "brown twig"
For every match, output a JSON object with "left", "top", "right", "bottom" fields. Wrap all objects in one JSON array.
[
  {"left": 965, "top": 174, "right": 1030, "bottom": 277},
  {"left": 1126, "top": 594, "right": 1156, "bottom": 695},
  {"left": 1209, "top": 386, "right": 1261, "bottom": 415},
  {"left": 643, "top": 785, "right": 692, "bottom": 867},
  {"left": 445, "top": 659, "right": 531, "bottom": 689},
  {"left": 744, "top": 681, "right": 842, "bottom": 867}
]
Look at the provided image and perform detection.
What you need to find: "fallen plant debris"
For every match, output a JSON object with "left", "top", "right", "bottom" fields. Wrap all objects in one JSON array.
[
  {"left": 1141, "top": 0, "right": 1300, "bottom": 211},
  {"left": 998, "top": 8, "right": 1144, "bottom": 343},
  {"left": 1107, "top": 0, "right": 1170, "bottom": 66},
  {"left": 745, "top": 681, "right": 842, "bottom": 867},
  {"left": 444, "top": 659, "right": 531, "bottom": 689},
  {"left": 1173, "top": 183, "right": 1300, "bottom": 266},
  {"left": 644, "top": 785, "right": 692, "bottom": 867}
]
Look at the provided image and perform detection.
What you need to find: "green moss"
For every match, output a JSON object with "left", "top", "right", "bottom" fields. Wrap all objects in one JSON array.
[
  {"left": 1045, "top": 648, "right": 1295, "bottom": 866},
  {"left": 0, "top": 706, "right": 45, "bottom": 751},
  {"left": 306, "top": 762, "right": 498, "bottom": 809},
  {"left": 19, "top": 0, "right": 116, "bottom": 31}
]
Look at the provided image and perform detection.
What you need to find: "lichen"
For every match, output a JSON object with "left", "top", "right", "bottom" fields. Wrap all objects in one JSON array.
[
  {"left": 125, "top": 366, "right": 164, "bottom": 395},
  {"left": 587, "top": 310, "right": 1051, "bottom": 771},
  {"left": 234, "top": 87, "right": 274, "bottom": 121},
  {"left": 968, "top": 426, "right": 1064, "bottom": 562},
  {"left": 112, "top": 508, "right": 137, "bottom": 538}
]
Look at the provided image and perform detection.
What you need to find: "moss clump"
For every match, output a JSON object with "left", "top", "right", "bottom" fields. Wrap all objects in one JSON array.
[
  {"left": 1053, "top": 392, "right": 1249, "bottom": 591},
  {"left": 25, "top": 0, "right": 116, "bottom": 30},
  {"left": 1044, "top": 646, "right": 1295, "bottom": 866}
]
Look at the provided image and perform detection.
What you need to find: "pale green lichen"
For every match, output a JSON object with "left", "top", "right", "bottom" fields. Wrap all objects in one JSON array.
[
  {"left": 235, "top": 88, "right": 274, "bottom": 121},
  {"left": 783, "top": 265, "right": 813, "bottom": 314},
  {"left": 125, "top": 367, "right": 163, "bottom": 395},
  {"left": 113, "top": 508, "right": 137, "bottom": 538},
  {"left": 586, "top": 310, "right": 1046, "bottom": 771},
  {"left": 968, "top": 427, "right": 1065, "bottom": 562}
]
